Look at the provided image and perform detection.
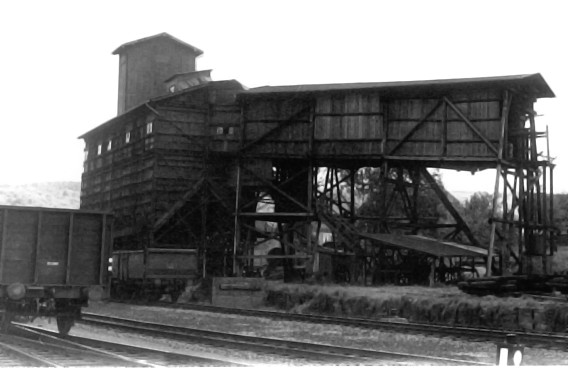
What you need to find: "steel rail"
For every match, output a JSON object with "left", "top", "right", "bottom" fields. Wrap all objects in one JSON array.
[
  {"left": 81, "top": 312, "right": 488, "bottom": 366},
  {"left": 0, "top": 328, "right": 142, "bottom": 367},
  {"left": 0, "top": 337, "right": 62, "bottom": 367},
  {"left": 13, "top": 324, "right": 245, "bottom": 367},
  {"left": 163, "top": 302, "right": 568, "bottom": 351}
]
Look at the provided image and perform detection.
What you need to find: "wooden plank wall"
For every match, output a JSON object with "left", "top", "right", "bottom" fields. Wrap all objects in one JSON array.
[
  {"left": 386, "top": 91, "right": 502, "bottom": 157},
  {"left": 242, "top": 89, "right": 503, "bottom": 160},
  {"left": 118, "top": 38, "right": 198, "bottom": 114},
  {"left": 81, "top": 83, "right": 242, "bottom": 236},
  {"left": 210, "top": 105, "right": 241, "bottom": 153},
  {"left": 315, "top": 92, "right": 383, "bottom": 156},
  {"left": 244, "top": 99, "right": 311, "bottom": 157}
]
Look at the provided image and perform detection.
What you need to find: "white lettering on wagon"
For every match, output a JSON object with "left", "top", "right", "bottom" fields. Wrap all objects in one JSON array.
[{"left": 47, "top": 262, "right": 60, "bottom": 266}]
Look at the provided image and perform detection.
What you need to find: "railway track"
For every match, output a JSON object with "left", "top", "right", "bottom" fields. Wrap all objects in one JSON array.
[
  {"left": 81, "top": 312, "right": 487, "bottom": 365},
  {"left": 129, "top": 300, "right": 568, "bottom": 351},
  {"left": 9, "top": 323, "right": 242, "bottom": 367},
  {"left": 0, "top": 326, "right": 146, "bottom": 366}
]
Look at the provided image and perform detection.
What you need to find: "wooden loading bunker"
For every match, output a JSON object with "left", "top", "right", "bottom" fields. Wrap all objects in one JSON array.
[
  {"left": 235, "top": 74, "right": 555, "bottom": 284},
  {"left": 79, "top": 34, "right": 556, "bottom": 285}
]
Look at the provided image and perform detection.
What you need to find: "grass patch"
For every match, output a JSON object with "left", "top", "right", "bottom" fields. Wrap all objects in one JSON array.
[
  {"left": 552, "top": 246, "right": 568, "bottom": 274},
  {"left": 265, "top": 282, "right": 568, "bottom": 332}
]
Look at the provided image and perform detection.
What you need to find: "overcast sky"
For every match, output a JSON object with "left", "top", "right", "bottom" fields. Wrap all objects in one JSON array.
[{"left": 0, "top": 0, "right": 566, "bottom": 194}]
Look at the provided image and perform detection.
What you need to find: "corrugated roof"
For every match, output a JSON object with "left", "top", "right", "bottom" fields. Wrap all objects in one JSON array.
[
  {"left": 112, "top": 32, "right": 204, "bottom": 56},
  {"left": 240, "top": 73, "right": 555, "bottom": 99},
  {"left": 360, "top": 232, "right": 488, "bottom": 257}
]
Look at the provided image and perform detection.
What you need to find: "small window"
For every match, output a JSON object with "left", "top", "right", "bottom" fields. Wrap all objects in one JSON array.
[
  {"left": 84, "top": 149, "right": 89, "bottom": 162},
  {"left": 228, "top": 127, "right": 235, "bottom": 135},
  {"left": 97, "top": 144, "right": 102, "bottom": 155},
  {"left": 125, "top": 131, "right": 131, "bottom": 143},
  {"left": 146, "top": 121, "right": 153, "bottom": 134},
  {"left": 107, "top": 140, "right": 112, "bottom": 151},
  {"left": 169, "top": 85, "right": 176, "bottom": 93},
  {"left": 216, "top": 127, "right": 224, "bottom": 135}
]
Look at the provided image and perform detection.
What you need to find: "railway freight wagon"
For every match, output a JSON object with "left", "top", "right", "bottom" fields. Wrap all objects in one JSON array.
[
  {"left": 0, "top": 205, "right": 112, "bottom": 335},
  {"left": 111, "top": 248, "right": 197, "bottom": 302}
]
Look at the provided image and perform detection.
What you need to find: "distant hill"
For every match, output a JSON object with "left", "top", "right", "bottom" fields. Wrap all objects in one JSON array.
[
  {"left": 0, "top": 182, "right": 81, "bottom": 209},
  {"left": 0, "top": 181, "right": 475, "bottom": 212}
]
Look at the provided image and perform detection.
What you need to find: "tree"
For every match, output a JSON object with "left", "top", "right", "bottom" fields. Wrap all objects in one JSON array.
[
  {"left": 459, "top": 192, "right": 494, "bottom": 246},
  {"left": 356, "top": 167, "right": 444, "bottom": 235},
  {"left": 553, "top": 193, "right": 568, "bottom": 234}
]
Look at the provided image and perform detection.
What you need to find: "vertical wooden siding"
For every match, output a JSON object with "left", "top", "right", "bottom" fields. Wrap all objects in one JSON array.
[
  {"left": 243, "top": 89, "right": 504, "bottom": 159},
  {"left": 314, "top": 92, "right": 383, "bottom": 156},
  {"left": 244, "top": 99, "right": 311, "bottom": 156}
]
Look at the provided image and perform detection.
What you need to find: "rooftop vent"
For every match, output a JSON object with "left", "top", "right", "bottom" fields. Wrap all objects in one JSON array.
[{"left": 165, "top": 70, "right": 213, "bottom": 93}]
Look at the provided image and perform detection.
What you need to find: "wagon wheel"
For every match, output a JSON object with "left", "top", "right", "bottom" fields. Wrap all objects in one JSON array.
[{"left": 56, "top": 315, "right": 75, "bottom": 336}]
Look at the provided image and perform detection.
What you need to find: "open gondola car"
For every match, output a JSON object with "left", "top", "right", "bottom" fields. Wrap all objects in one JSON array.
[{"left": 0, "top": 205, "right": 112, "bottom": 335}]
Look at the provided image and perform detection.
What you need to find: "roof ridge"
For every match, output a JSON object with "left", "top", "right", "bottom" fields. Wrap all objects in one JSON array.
[{"left": 112, "top": 32, "right": 204, "bottom": 56}]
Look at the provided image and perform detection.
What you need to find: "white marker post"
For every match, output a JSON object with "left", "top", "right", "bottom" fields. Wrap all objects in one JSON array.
[{"left": 496, "top": 334, "right": 524, "bottom": 366}]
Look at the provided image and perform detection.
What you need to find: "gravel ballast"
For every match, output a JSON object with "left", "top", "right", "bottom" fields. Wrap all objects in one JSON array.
[{"left": 76, "top": 301, "right": 568, "bottom": 366}]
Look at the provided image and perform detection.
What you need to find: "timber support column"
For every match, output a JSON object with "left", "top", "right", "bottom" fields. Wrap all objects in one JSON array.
[
  {"left": 306, "top": 103, "right": 316, "bottom": 277},
  {"left": 487, "top": 90, "right": 511, "bottom": 276},
  {"left": 233, "top": 103, "right": 247, "bottom": 277}
]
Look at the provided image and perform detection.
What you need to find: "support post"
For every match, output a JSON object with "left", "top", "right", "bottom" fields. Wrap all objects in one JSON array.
[
  {"left": 547, "top": 126, "right": 555, "bottom": 258},
  {"left": 487, "top": 167, "right": 502, "bottom": 277},
  {"left": 429, "top": 257, "right": 436, "bottom": 287},
  {"left": 306, "top": 103, "right": 315, "bottom": 276},
  {"left": 487, "top": 90, "right": 511, "bottom": 276}
]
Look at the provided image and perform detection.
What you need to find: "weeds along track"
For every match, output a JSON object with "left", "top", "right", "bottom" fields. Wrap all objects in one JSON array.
[
  {"left": 136, "top": 301, "right": 568, "bottom": 351},
  {"left": 81, "top": 312, "right": 487, "bottom": 366},
  {"left": 10, "top": 323, "right": 241, "bottom": 367}
]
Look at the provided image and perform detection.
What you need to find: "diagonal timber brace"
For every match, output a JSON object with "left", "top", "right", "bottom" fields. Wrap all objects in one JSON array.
[{"left": 420, "top": 167, "right": 481, "bottom": 247}]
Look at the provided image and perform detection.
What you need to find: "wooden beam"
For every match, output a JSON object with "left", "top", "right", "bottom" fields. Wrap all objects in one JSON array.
[
  {"left": 487, "top": 90, "right": 511, "bottom": 276},
  {"left": 241, "top": 223, "right": 279, "bottom": 242},
  {"left": 242, "top": 166, "right": 311, "bottom": 212},
  {"left": 238, "top": 212, "right": 313, "bottom": 220},
  {"left": 307, "top": 104, "right": 316, "bottom": 274},
  {"left": 315, "top": 111, "right": 384, "bottom": 117},
  {"left": 350, "top": 169, "right": 356, "bottom": 224},
  {"left": 316, "top": 170, "right": 351, "bottom": 198},
  {"left": 388, "top": 99, "right": 444, "bottom": 155},
  {"left": 444, "top": 97, "right": 499, "bottom": 156},
  {"left": 240, "top": 107, "right": 311, "bottom": 153},
  {"left": 278, "top": 167, "right": 310, "bottom": 189},
  {"left": 237, "top": 255, "right": 311, "bottom": 260},
  {"left": 441, "top": 100, "right": 448, "bottom": 156},
  {"left": 99, "top": 214, "right": 107, "bottom": 285},
  {"left": 233, "top": 161, "right": 242, "bottom": 276},
  {"left": 420, "top": 167, "right": 481, "bottom": 247},
  {"left": 153, "top": 177, "right": 205, "bottom": 231},
  {"left": 0, "top": 209, "right": 7, "bottom": 283},
  {"left": 159, "top": 117, "right": 207, "bottom": 150},
  {"left": 206, "top": 178, "right": 232, "bottom": 210}
]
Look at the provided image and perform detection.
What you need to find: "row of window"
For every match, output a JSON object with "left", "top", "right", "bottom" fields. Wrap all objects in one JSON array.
[
  {"left": 216, "top": 126, "right": 235, "bottom": 135},
  {"left": 84, "top": 122, "right": 153, "bottom": 161},
  {"left": 84, "top": 121, "right": 236, "bottom": 162}
]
